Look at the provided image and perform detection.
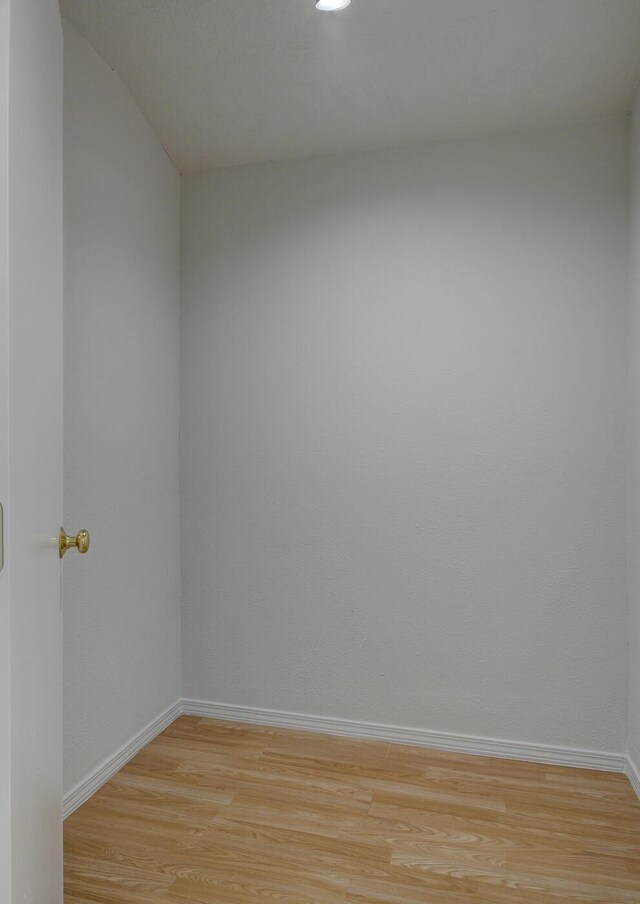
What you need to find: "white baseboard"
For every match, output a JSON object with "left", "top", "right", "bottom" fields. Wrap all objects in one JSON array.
[
  {"left": 63, "top": 699, "right": 182, "bottom": 819},
  {"left": 63, "top": 697, "right": 632, "bottom": 819},
  {"left": 182, "top": 698, "right": 626, "bottom": 774},
  {"left": 626, "top": 746, "right": 640, "bottom": 802}
]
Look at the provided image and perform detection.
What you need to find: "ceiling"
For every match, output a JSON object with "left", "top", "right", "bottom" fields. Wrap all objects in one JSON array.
[{"left": 60, "top": 0, "right": 640, "bottom": 174}]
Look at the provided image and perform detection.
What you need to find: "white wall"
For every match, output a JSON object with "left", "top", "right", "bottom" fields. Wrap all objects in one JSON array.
[
  {"left": 181, "top": 120, "right": 629, "bottom": 753},
  {"left": 628, "top": 89, "right": 640, "bottom": 774},
  {"left": 0, "top": 0, "right": 9, "bottom": 880},
  {"left": 63, "top": 22, "right": 181, "bottom": 793}
]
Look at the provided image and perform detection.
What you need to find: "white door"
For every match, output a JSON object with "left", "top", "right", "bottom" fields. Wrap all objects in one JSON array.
[{"left": 0, "top": 0, "right": 64, "bottom": 901}]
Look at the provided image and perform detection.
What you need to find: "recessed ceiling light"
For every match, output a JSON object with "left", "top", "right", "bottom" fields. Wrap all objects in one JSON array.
[{"left": 316, "top": 0, "right": 351, "bottom": 11}]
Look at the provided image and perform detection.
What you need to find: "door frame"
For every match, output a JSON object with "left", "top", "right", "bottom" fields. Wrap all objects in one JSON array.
[{"left": 0, "top": 0, "right": 65, "bottom": 900}]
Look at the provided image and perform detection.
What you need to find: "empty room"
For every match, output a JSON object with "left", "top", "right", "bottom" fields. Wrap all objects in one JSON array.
[{"left": 5, "top": 1, "right": 640, "bottom": 902}]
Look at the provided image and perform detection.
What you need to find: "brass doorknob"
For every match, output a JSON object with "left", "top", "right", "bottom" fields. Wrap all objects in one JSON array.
[{"left": 59, "top": 527, "right": 90, "bottom": 559}]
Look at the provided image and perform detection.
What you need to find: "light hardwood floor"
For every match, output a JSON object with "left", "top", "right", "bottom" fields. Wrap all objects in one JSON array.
[{"left": 64, "top": 716, "right": 640, "bottom": 903}]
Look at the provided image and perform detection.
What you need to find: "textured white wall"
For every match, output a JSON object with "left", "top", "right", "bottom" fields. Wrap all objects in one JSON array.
[
  {"left": 63, "top": 23, "right": 181, "bottom": 793},
  {"left": 629, "top": 89, "right": 640, "bottom": 772},
  {"left": 181, "top": 121, "right": 629, "bottom": 753}
]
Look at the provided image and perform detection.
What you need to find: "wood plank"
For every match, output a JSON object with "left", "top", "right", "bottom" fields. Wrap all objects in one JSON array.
[{"left": 64, "top": 716, "right": 640, "bottom": 903}]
